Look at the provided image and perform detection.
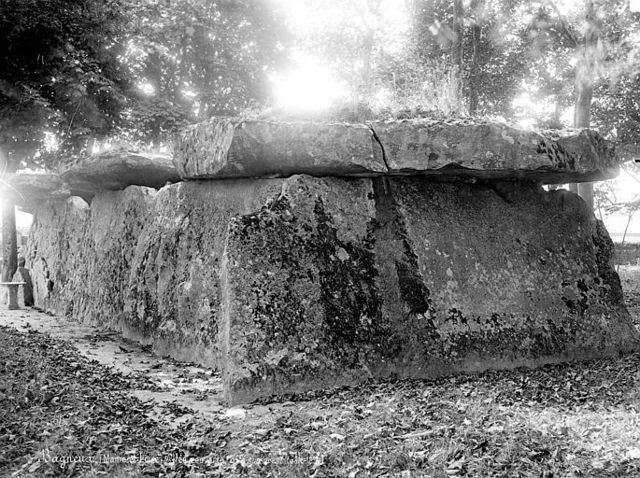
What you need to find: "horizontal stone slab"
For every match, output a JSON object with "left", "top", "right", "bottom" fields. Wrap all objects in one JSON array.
[
  {"left": 174, "top": 117, "right": 619, "bottom": 184},
  {"left": 4, "top": 150, "right": 179, "bottom": 207},
  {"left": 1, "top": 173, "right": 70, "bottom": 208},
  {"left": 61, "top": 149, "right": 180, "bottom": 198},
  {"left": 174, "top": 118, "right": 386, "bottom": 179},
  {"left": 372, "top": 119, "right": 618, "bottom": 183}
]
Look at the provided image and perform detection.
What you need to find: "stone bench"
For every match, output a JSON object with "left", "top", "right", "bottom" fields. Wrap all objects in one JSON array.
[{"left": 0, "top": 282, "right": 26, "bottom": 310}]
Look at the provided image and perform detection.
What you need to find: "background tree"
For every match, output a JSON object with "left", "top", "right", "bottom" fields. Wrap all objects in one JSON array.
[
  {"left": 118, "top": 0, "right": 288, "bottom": 144},
  {"left": 596, "top": 161, "right": 640, "bottom": 251},
  {"left": 411, "top": 0, "right": 532, "bottom": 115},
  {"left": 0, "top": 0, "right": 129, "bottom": 170},
  {"left": 0, "top": 0, "right": 289, "bottom": 280},
  {"left": 527, "top": 0, "right": 639, "bottom": 207},
  {"left": 412, "top": 0, "right": 639, "bottom": 209},
  {"left": 278, "top": 0, "right": 396, "bottom": 109},
  {"left": 0, "top": 0, "right": 129, "bottom": 280}
]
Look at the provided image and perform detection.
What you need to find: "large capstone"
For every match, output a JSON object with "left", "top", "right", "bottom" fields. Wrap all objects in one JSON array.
[
  {"left": 61, "top": 149, "right": 180, "bottom": 199},
  {"left": 371, "top": 119, "right": 618, "bottom": 183},
  {"left": 4, "top": 150, "right": 179, "bottom": 210},
  {"left": 173, "top": 118, "right": 619, "bottom": 184},
  {"left": 174, "top": 118, "right": 386, "bottom": 179},
  {"left": 1, "top": 173, "right": 70, "bottom": 210}
]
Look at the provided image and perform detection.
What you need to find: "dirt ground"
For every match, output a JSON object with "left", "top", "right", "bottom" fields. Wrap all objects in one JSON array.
[
  {"left": 0, "top": 267, "right": 639, "bottom": 477},
  {"left": 0, "top": 308, "right": 227, "bottom": 421}
]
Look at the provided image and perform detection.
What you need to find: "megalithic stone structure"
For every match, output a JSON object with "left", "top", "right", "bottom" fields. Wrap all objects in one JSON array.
[
  {"left": 8, "top": 118, "right": 638, "bottom": 404},
  {"left": 173, "top": 117, "right": 619, "bottom": 183}
]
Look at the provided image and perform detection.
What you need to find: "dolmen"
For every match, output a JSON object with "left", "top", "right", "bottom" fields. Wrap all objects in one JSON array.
[{"left": 8, "top": 117, "right": 638, "bottom": 404}]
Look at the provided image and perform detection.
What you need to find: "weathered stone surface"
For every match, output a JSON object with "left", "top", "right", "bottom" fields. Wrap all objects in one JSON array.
[
  {"left": 174, "top": 117, "right": 619, "bottom": 184},
  {"left": 220, "top": 176, "right": 379, "bottom": 401},
  {"left": 220, "top": 176, "right": 638, "bottom": 403},
  {"left": 372, "top": 119, "right": 618, "bottom": 183},
  {"left": 123, "top": 180, "right": 286, "bottom": 367},
  {"left": 25, "top": 187, "right": 155, "bottom": 322},
  {"left": 174, "top": 118, "right": 386, "bottom": 179},
  {"left": 370, "top": 178, "right": 634, "bottom": 373},
  {"left": 79, "top": 187, "right": 156, "bottom": 328},
  {"left": 2, "top": 150, "right": 178, "bottom": 210},
  {"left": 26, "top": 175, "right": 638, "bottom": 404},
  {"left": 61, "top": 149, "right": 180, "bottom": 198},
  {"left": 26, "top": 196, "right": 90, "bottom": 315},
  {"left": 2, "top": 173, "right": 70, "bottom": 208}
]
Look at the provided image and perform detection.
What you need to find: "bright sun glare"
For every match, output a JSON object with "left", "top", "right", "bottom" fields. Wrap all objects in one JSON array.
[
  {"left": 270, "top": 0, "right": 409, "bottom": 112},
  {"left": 271, "top": 56, "right": 346, "bottom": 112}
]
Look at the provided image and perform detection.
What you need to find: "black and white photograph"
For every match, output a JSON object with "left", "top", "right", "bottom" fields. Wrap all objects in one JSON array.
[{"left": 1, "top": 0, "right": 640, "bottom": 476}]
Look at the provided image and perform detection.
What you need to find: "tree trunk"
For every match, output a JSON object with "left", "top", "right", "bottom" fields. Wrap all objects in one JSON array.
[
  {"left": 468, "top": 24, "right": 481, "bottom": 114},
  {"left": 574, "top": 83, "right": 594, "bottom": 209},
  {"left": 453, "top": 0, "right": 464, "bottom": 73},
  {"left": 570, "top": 0, "right": 598, "bottom": 211},
  {"left": 361, "top": 32, "right": 375, "bottom": 101},
  {"left": 2, "top": 199, "right": 17, "bottom": 282},
  {"left": 453, "top": 0, "right": 465, "bottom": 106},
  {"left": 573, "top": 83, "right": 593, "bottom": 127},
  {"left": 145, "top": 50, "right": 163, "bottom": 96},
  {"left": 354, "top": 1, "right": 381, "bottom": 104},
  {"left": 413, "top": 0, "right": 435, "bottom": 61},
  {"left": 577, "top": 182, "right": 594, "bottom": 210},
  {"left": 0, "top": 148, "right": 18, "bottom": 283}
]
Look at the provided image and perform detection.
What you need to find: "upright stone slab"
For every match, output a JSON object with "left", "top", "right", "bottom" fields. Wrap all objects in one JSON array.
[
  {"left": 370, "top": 178, "right": 635, "bottom": 375},
  {"left": 26, "top": 197, "right": 90, "bottom": 315},
  {"left": 220, "top": 175, "right": 379, "bottom": 401},
  {"left": 124, "top": 179, "right": 288, "bottom": 367},
  {"left": 25, "top": 187, "right": 156, "bottom": 324},
  {"left": 220, "top": 175, "right": 638, "bottom": 404},
  {"left": 79, "top": 187, "right": 156, "bottom": 327}
]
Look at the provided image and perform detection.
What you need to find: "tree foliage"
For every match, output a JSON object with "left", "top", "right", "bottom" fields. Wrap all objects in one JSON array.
[
  {"left": 1, "top": 0, "right": 639, "bottom": 170},
  {"left": 0, "top": 0, "right": 129, "bottom": 168},
  {"left": 119, "top": 0, "right": 288, "bottom": 143},
  {"left": 0, "top": 0, "right": 289, "bottom": 168},
  {"left": 411, "top": 0, "right": 532, "bottom": 115}
]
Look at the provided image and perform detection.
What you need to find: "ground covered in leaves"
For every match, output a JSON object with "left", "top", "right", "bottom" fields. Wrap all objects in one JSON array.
[{"left": 0, "top": 267, "right": 639, "bottom": 477}]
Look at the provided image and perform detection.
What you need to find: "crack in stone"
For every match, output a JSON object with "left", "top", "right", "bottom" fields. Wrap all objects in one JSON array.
[{"left": 367, "top": 124, "right": 390, "bottom": 173}]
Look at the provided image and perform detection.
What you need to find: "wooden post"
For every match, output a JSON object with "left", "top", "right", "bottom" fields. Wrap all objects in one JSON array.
[
  {"left": 2, "top": 198, "right": 18, "bottom": 282},
  {"left": 0, "top": 282, "right": 26, "bottom": 310}
]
